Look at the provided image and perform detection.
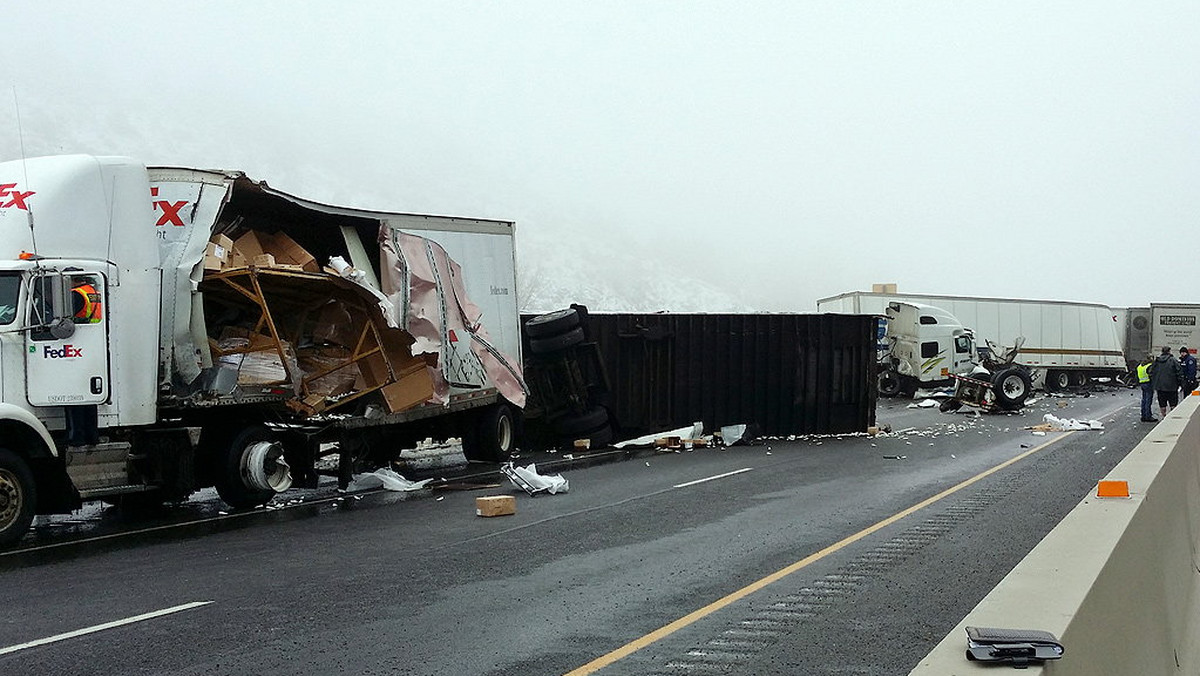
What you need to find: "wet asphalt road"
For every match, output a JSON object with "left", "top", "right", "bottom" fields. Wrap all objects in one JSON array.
[{"left": 0, "top": 388, "right": 1154, "bottom": 675}]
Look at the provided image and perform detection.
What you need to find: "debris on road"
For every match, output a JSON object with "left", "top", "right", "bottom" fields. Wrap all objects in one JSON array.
[
  {"left": 883, "top": 455, "right": 908, "bottom": 460},
  {"left": 348, "top": 468, "right": 433, "bottom": 492},
  {"left": 908, "top": 399, "right": 941, "bottom": 409},
  {"left": 502, "top": 462, "right": 569, "bottom": 495},
  {"left": 475, "top": 495, "right": 516, "bottom": 517},
  {"left": 614, "top": 425, "right": 700, "bottom": 449},
  {"left": 1027, "top": 414, "right": 1104, "bottom": 432}
]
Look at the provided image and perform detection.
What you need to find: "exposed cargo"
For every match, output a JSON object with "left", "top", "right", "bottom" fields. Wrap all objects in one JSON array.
[
  {"left": 0, "top": 155, "right": 526, "bottom": 545},
  {"left": 818, "top": 291, "right": 1127, "bottom": 391}
]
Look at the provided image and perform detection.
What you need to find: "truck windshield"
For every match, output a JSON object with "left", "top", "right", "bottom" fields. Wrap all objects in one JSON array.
[{"left": 0, "top": 273, "right": 17, "bottom": 326}]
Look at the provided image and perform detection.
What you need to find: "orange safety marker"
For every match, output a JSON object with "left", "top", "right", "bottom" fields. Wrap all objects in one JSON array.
[{"left": 1097, "top": 480, "right": 1130, "bottom": 498}]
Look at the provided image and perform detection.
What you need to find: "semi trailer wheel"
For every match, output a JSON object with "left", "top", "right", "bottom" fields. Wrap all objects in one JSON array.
[
  {"left": 552, "top": 406, "right": 610, "bottom": 437},
  {"left": 215, "top": 426, "right": 292, "bottom": 509},
  {"left": 529, "top": 327, "right": 585, "bottom": 355},
  {"left": 1047, "top": 370, "right": 1070, "bottom": 392},
  {"left": 0, "top": 449, "right": 36, "bottom": 547},
  {"left": 525, "top": 308, "right": 581, "bottom": 338}
]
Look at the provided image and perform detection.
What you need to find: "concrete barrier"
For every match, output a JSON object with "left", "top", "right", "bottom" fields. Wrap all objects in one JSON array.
[{"left": 910, "top": 395, "right": 1200, "bottom": 675}]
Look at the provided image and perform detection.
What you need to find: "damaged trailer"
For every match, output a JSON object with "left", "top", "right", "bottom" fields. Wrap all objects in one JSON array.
[
  {"left": 0, "top": 155, "right": 526, "bottom": 545},
  {"left": 520, "top": 310, "right": 877, "bottom": 443}
]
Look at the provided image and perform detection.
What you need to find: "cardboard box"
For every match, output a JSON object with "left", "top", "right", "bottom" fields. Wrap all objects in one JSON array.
[
  {"left": 379, "top": 365, "right": 433, "bottom": 413},
  {"left": 204, "top": 234, "right": 234, "bottom": 272},
  {"left": 475, "top": 495, "right": 516, "bottom": 517},
  {"left": 253, "top": 253, "right": 277, "bottom": 268},
  {"left": 234, "top": 230, "right": 320, "bottom": 273},
  {"left": 872, "top": 283, "right": 898, "bottom": 294},
  {"left": 204, "top": 243, "right": 225, "bottom": 272}
]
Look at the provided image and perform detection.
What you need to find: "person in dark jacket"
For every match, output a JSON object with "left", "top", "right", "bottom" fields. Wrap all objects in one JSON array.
[
  {"left": 1149, "top": 346, "right": 1183, "bottom": 418},
  {"left": 1179, "top": 346, "right": 1197, "bottom": 400}
]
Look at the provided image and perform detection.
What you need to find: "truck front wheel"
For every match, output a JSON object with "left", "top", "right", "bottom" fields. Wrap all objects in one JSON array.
[
  {"left": 877, "top": 369, "right": 901, "bottom": 397},
  {"left": 215, "top": 426, "right": 292, "bottom": 509},
  {"left": 993, "top": 368, "right": 1032, "bottom": 410},
  {"left": 0, "top": 449, "right": 36, "bottom": 547}
]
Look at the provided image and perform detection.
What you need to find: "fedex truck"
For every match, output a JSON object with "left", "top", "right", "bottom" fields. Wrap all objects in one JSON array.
[
  {"left": 818, "top": 291, "right": 1127, "bottom": 391},
  {"left": 0, "top": 155, "right": 527, "bottom": 545}
]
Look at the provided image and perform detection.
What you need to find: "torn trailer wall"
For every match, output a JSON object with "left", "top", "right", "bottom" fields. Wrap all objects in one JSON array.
[
  {"left": 150, "top": 166, "right": 526, "bottom": 417},
  {"left": 523, "top": 312, "right": 877, "bottom": 438}
]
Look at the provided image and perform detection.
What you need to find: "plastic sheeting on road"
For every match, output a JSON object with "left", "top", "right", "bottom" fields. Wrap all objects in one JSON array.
[
  {"left": 348, "top": 468, "right": 434, "bottom": 492},
  {"left": 507, "top": 463, "right": 569, "bottom": 494}
]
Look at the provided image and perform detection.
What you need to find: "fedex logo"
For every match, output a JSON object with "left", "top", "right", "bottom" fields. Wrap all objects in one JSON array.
[
  {"left": 44, "top": 345, "right": 83, "bottom": 359},
  {"left": 0, "top": 183, "right": 35, "bottom": 210},
  {"left": 150, "top": 186, "right": 189, "bottom": 227}
]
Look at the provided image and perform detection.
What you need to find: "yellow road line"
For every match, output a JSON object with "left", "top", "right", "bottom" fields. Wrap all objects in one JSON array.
[{"left": 564, "top": 432, "right": 1074, "bottom": 675}]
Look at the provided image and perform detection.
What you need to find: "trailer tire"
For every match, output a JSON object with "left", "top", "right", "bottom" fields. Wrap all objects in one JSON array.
[
  {"left": 1047, "top": 370, "right": 1070, "bottom": 392},
  {"left": 939, "top": 398, "right": 963, "bottom": 413},
  {"left": 552, "top": 406, "right": 610, "bottom": 437},
  {"left": 529, "top": 327, "right": 585, "bottom": 355},
  {"left": 463, "top": 404, "right": 517, "bottom": 463},
  {"left": 0, "top": 449, "right": 36, "bottom": 547},
  {"left": 215, "top": 426, "right": 289, "bottom": 510},
  {"left": 525, "top": 309, "right": 580, "bottom": 338},
  {"left": 993, "top": 368, "right": 1032, "bottom": 410},
  {"left": 1069, "top": 371, "right": 1089, "bottom": 388},
  {"left": 877, "top": 370, "right": 901, "bottom": 398}
]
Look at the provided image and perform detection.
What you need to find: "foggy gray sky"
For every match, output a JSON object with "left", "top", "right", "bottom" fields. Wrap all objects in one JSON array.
[{"left": 2, "top": 1, "right": 1196, "bottom": 311}]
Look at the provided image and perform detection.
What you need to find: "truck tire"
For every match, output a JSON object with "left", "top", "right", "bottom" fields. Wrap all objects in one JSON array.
[
  {"left": 877, "top": 370, "right": 901, "bottom": 398},
  {"left": 462, "top": 404, "right": 516, "bottom": 463},
  {"left": 529, "top": 327, "right": 585, "bottom": 355},
  {"left": 0, "top": 449, "right": 36, "bottom": 547},
  {"left": 993, "top": 368, "right": 1032, "bottom": 410},
  {"left": 1047, "top": 370, "right": 1070, "bottom": 392},
  {"left": 1069, "top": 371, "right": 1089, "bottom": 388},
  {"left": 939, "top": 398, "right": 963, "bottom": 413},
  {"left": 215, "top": 426, "right": 291, "bottom": 510},
  {"left": 552, "top": 406, "right": 610, "bottom": 436},
  {"left": 525, "top": 309, "right": 580, "bottom": 338}
]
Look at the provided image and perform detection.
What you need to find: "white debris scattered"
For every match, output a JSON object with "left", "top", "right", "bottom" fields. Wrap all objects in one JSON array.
[
  {"left": 348, "top": 467, "right": 434, "bottom": 492},
  {"left": 1032, "top": 431, "right": 1047, "bottom": 436},
  {"left": 616, "top": 426, "right": 701, "bottom": 449},
  {"left": 507, "top": 463, "right": 570, "bottom": 494},
  {"left": 1041, "top": 413, "right": 1104, "bottom": 431},
  {"left": 908, "top": 399, "right": 941, "bottom": 409}
]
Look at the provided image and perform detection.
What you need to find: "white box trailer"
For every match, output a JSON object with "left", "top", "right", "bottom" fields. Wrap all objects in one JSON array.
[
  {"left": 0, "top": 155, "right": 527, "bottom": 545},
  {"left": 818, "top": 291, "right": 1127, "bottom": 391},
  {"left": 1149, "top": 305, "right": 1200, "bottom": 356}
]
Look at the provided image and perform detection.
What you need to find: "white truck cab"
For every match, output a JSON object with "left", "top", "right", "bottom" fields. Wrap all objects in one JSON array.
[{"left": 877, "top": 301, "right": 977, "bottom": 396}]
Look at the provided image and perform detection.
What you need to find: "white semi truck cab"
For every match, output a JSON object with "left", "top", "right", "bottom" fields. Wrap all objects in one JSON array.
[
  {"left": 876, "top": 301, "right": 977, "bottom": 397},
  {"left": 0, "top": 155, "right": 526, "bottom": 546}
]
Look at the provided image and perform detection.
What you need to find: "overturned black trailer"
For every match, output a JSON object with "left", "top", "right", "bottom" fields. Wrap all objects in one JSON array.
[{"left": 521, "top": 310, "right": 877, "bottom": 445}]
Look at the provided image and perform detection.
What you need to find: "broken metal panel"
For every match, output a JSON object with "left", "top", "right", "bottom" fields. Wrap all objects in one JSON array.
[{"left": 532, "top": 313, "right": 876, "bottom": 437}]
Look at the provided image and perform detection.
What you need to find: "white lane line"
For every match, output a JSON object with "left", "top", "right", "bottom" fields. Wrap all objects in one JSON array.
[
  {"left": 0, "top": 601, "right": 213, "bottom": 656},
  {"left": 673, "top": 468, "right": 754, "bottom": 489}
]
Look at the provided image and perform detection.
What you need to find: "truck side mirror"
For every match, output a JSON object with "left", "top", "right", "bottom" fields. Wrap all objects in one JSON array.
[{"left": 48, "top": 317, "right": 75, "bottom": 340}]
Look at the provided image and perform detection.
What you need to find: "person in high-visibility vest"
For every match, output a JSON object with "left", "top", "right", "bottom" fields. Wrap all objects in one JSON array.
[
  {"left": 1137, "top": 355, "right": 1156, "bottom": 422},
  {"left": 71, "top": 282, "right": 102, "bottom": 324}
]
